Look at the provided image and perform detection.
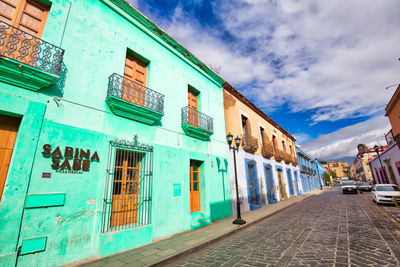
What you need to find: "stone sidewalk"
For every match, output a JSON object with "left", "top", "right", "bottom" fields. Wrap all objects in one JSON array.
[{"left": 73, "top": 188, "right": 329, "bottom": 267}]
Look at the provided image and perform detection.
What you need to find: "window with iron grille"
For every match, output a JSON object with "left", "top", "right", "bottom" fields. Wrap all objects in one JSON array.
[{"left": 102, "top": 137, "right": 153, "bottom": 232}]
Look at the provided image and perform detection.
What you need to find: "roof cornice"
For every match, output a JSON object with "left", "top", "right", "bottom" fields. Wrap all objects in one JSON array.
[
  {"left": 385, "top": 85, "right": 400, "bottom": 116},
  {"left": 223, "top": 81, "right": 296, "bottom": 142},
  {"left": 100, "top": 0, "right": 225, "bottom": 87}
]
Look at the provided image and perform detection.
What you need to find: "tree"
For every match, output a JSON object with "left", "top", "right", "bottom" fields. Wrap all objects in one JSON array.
[
  {"left": 331, "top": 171, "right": 337, "bottom": 179},
  {"left": 323, "top": 171, "right": 331, "bottom": 184}
]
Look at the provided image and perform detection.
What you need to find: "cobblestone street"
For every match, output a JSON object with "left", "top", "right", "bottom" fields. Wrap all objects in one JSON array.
[{"left": 169, "top": 187, "right": 400, "bottom": 266}]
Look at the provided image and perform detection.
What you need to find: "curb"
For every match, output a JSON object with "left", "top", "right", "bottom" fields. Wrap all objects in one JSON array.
[{"left": 149, "top": 193, "right": 319, "bottom": 266}]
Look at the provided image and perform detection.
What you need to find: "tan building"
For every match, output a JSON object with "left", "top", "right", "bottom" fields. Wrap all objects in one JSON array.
[
  {"left": 385, "top": 85, "right": 400, "bottom": 140},
  {"left": 350, "top": 144, "right": 383, "bottom": 182},
  {"left": 223, "top": 82, "right": 300, "bottom": 213},
  {"left": 328, "top": 161, "right": 350, "bottom": 178}
]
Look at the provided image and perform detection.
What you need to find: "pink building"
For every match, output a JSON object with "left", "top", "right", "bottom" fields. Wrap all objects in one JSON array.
[{"left": 369, "top": 131, "right": 400, "bottom": 185}]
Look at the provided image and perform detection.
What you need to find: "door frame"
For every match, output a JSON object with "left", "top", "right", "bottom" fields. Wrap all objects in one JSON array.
[
  {"left": 263, "top": 163, "right": 277, "bottom": 204},
  {"left": 189, "top": 159, "right": 202, "bottom": 213},
  {"left": 293, "top": 170, "right": 300, "bottom": 195},
  {"left": 244, "top": 158, "right": 262, "bottom": 210},
  {"left": 275, "top": 166, "right": 287, "bottom": 200},
  {"left": 286, "top": 168, "right": 294, "bottom": 196},
  {"left": 0, "top": 100, "right": 46, "bottom": 261}
]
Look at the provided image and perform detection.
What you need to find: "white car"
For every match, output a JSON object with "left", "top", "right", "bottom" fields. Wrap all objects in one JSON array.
[
  {"left": 372, "top": 184, "right": 400, "bottom": 204},
  {"left": 341, "top": 180, "right": 357, "bottom": 194}
]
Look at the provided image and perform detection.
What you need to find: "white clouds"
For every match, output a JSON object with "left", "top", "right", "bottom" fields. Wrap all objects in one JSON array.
[
  {"left": 130, "top": 0, "right": 399, "bottom": 159},
  {"left": 134, "top": 0, "right": 399, "bottom": 123},
  {"left": 302, "top": 116, "right": 390, "bottom": 160}
]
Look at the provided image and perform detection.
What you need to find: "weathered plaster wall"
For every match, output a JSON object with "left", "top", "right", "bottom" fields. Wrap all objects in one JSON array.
[
  {"left": 370, "top": 144, "right": 400, "bottom": 186},
  {"left": 228, "top": 149, "right": 301, "bottom": 213},
  {"left": 0, "top": 0, "right": 232, "bottom": 266},
  {"left": 223, "top": 90, "right": 297, "bottom": 158}
]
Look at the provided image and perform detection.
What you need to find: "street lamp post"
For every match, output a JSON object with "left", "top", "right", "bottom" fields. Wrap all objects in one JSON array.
[
  {"left": 374, "top": 145, "right": 384, "bottom": 184},
  {"left": 226, "top": 133, "right": 246, "bottom": 225}
]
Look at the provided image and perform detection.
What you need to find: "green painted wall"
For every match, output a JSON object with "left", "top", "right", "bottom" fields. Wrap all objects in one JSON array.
[{"left": 0, "top": 0, "right": 231, "bottom": 266}]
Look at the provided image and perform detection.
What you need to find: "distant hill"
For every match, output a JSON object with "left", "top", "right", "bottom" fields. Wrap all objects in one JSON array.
[{"left": 320, "top": 156, "right": 355, "bottom": 165}]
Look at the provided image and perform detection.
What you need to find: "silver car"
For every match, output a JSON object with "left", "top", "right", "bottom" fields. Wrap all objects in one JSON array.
[
  {"left": 357, "top": 182, "right": 372, "bottom": 192},
  {"left": 341, "top": 180, "right": 357, "bottom": 194}
]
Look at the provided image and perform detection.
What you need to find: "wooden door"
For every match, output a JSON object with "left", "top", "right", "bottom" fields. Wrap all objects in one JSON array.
[
  {"left": 122, "top": 53, "right": 147, "bottom": 106},
  {"left": 277, "top": 170, "right": 287, "bottom": 200},
  {"left": 0, "top": 0, "right": 49, "bottom": 66},
  {"left": 265, "top": 167, "right": 276, "bottom": 203},
  {"left": 0, "top": 114, "right": 20, "bottom": 200},
  {"left": 190, "top": 161, "right": 200, "bottom": 213},
  {"left": 110, "top": 150, "right": 141, "bottom": 227},
  {"left": 187, "top": 88, "right": 199, "bottom": 127}
]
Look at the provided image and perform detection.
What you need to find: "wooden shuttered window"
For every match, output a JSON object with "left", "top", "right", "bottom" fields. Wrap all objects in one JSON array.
[
  {"left": 122, "top": 53, "right": 148, "bottom": 106},
  {"left": 0, "top": 0, "right": 49, "bottom": 38},
  {"left": 187, "top": 88, "right": 199, "bottom": 127}
]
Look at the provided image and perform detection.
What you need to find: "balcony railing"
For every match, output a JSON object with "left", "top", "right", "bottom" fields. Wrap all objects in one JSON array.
[
  {"left": 242, "top": 133, "right": 259, "bottom": 154},
  {"left": 283, "top": 151, "right": 293, "bottom": 164},
  {"left": 0, "top": 21, "right": 64, "bottom": 76},
  {"left": 261, "top": 133, "right": 274, "bottom": 159},
  {"left": 275, "top": 148, "right": 284, "bottom": 162},
  {"left": 261, "top": 142, "right": 274, "bottom": 159},
  {"left": 107, "top": 73, "right": 164, "bottom": 114},
  {"left": 181, "top": 106, "right": 213, "bottom": 133}
]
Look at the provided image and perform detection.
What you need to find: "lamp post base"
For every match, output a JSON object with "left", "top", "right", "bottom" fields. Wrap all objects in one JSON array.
[{"left": 233, "top": 218, "right": 246, "bottom": 225}]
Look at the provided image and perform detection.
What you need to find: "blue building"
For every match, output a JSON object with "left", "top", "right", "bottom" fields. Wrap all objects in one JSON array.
[
  {"left": 313, "top": 160, "right": 325, "bottom": 189},
  {"left": 296, "top": 146, "right": 320, "bottom": 192}
]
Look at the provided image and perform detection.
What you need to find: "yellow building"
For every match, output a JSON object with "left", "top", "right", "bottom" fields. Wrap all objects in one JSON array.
[
  {"left": 328, "top": 161, "right": 350, "bottom": 178},
  {"left": 223, "top": 82, "right": 301, "bottom": 213}
]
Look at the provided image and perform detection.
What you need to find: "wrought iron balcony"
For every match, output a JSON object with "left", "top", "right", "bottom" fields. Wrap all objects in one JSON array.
[
  {"left": 242, "top": 133, "right": 259, "bottom": 154},
  {"left": 0, "top": 21, "right": 64, "bottom": 90},
  {"left": 261, "top": 133, "right": 274, "bottom": 158},
  {"left": 261, "top": 142, "right": 274, "bottom": 159},
  {"left": 293, "top": 157, "right": 299, "bottom": 166},
  {"left": 181, "top": 106, "right": 213, "bottom": 140},
  {"left": 283, "top": 151, "right": 293, "bottom": 164},
  {"left": 275, "top": 148, "right": 284, "bottom": 162},
  {"left": 106, "top": 73, "right": 164, "bottom": 125}
]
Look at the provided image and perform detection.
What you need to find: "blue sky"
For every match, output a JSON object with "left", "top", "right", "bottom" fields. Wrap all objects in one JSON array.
[{"left": 129, "top": 0, "right": 399, "bottom": 161}]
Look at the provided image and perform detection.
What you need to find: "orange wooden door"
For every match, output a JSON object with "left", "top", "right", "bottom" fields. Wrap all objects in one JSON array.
[
  {"left": 0, "top": 114, "right": 20, "bottom": 200},
  {"left": 187, "top": 89, "right": 198, "bottom": 127},
  {"left": 190, "top": 161, "right": 200, "bottom": 213},
  {"left": 0, "top": 0, "right": 49, "bottom": 66},
  {"left": 122, "top": 53, "right": 147, "bottom": 106},
  {"left": 110, "top": 150, "right": 141, "bottom": 227}
]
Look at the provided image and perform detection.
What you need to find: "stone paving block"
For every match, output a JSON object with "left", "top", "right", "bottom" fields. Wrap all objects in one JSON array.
[
  {"left": 82, "top": 189, "right": 400, "bottom": 267},
  {"left": 101, "top": 260, "right": 125, "bottom": 267}
]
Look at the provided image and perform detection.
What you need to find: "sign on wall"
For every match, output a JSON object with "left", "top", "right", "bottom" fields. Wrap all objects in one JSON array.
[
  {"left": 42, "top": 144, "right": 99, "bottom": 174},
  {"left": 386, "top": 130, "right": 394, "bottom": 146}
]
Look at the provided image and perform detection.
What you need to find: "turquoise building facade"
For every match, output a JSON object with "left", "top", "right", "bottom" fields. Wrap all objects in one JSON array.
[{"left": 0, "top": 0, "right": 231, "bottom": 266}]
